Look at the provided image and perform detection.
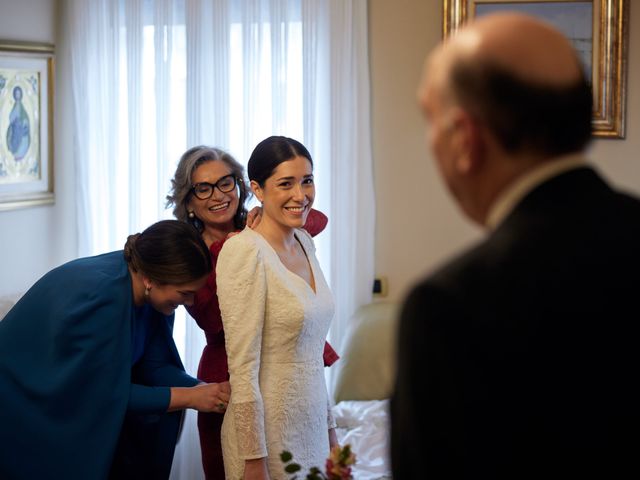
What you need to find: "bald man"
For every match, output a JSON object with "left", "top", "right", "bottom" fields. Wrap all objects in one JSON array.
[{"left": 391, "top": 13, "right": 640, "bottom": 479}]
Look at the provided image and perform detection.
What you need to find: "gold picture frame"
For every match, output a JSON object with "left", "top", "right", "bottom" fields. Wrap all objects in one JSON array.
[
  {"left": 443, "top": 0, "right": 629, "bottom": 138},
  {"left": 0, "top": 40, "right": 55, "bottom": 210}
]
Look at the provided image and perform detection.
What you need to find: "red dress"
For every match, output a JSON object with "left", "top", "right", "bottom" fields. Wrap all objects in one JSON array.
[{"left": 186, "top": 209, "right": 339, "bottom": 479}]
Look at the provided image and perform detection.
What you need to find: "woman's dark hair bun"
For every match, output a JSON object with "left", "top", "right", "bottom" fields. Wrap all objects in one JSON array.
[
  {"left": 123, "top": 233, "right": 141, "bottom": 268},
  {"left": 122, "top": 220, "right": 211, "bottom": 283}
]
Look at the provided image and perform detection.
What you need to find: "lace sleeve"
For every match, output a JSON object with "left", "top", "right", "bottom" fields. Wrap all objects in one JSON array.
[
  {"left": 327, "top": 394, "right": 337, "bottom": 429},
  {"left": 217, "top": 233, "right": 268, "bottom": 458},
  {"left": 232, "top": 400, "right": 267, "bottom": 458}
]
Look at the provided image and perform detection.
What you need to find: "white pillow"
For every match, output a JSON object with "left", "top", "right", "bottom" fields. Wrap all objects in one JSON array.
[{"left": 333, "top": 302, "right": 399, "bottom": 402}]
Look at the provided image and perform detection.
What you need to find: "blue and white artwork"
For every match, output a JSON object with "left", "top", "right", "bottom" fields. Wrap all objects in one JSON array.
[
  {"left": 475, "top": 2, "right": 593, "bottom": 81},
  {"left": 0, "top": 69, "right": 41, "bottom": 183}
]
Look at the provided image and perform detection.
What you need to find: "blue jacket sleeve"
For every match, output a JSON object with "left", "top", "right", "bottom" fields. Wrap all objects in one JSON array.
[{"left": 128, "top": 313, "right": 199, "bottom": 413}]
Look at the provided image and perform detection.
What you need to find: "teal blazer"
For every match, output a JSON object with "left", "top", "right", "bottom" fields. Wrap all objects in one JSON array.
[{"left": 0, "top": 251, "right": 198, "bottom": 479}]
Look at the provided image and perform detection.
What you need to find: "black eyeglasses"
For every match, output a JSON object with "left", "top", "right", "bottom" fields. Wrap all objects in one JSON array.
[{"left": 191, "top": 174, "right": 239, "bottom": 200}]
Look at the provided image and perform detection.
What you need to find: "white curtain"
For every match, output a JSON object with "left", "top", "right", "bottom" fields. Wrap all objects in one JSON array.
[{"left": 67, "top": 0, "right": 374, "bottom": 478}]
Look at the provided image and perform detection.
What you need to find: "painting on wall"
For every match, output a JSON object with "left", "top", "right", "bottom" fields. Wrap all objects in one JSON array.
[
  {"left": 0, "top": 41, "right": 54, "bottom": 211},
  {"left": 442, "top": 0, "right": 629, "bottom": 138}
]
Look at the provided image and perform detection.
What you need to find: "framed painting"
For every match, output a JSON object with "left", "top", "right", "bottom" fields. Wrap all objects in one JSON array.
[
  {"left": 0, "top": 40, "right": 54, "bottom": 211},
  {"left": 442, "top": 0, "right": 629, "bottom": 138}
]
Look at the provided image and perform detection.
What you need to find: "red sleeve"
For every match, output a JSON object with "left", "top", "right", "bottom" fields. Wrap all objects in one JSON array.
[
  {"left": 303, "top": 209, "right": 328, "bottom": 237},
  {"left": 306, "top": 212, "right": 334, "bottom": 366},
  {"left": 323, "top": 341, "right": 340, "bottom": 367},
  {"left": 185, "top": 237, "right": 227, "bottom": 334}
]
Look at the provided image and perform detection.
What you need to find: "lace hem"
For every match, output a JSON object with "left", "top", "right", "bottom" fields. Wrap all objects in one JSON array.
[{"left": 327, "top": 400, "right": 337, "bottom": 429}]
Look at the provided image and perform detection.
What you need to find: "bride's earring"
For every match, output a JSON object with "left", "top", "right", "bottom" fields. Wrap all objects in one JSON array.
[
  {"left": 144, "top": 284, "right": 151, "bottom": 298},
  {"left": 188, "top": 211, "right": 195, "bottom": 219}
]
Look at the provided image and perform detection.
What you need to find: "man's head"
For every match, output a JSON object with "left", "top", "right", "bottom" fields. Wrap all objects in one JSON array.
[{"left": 419, "top": 13, "right": 592, "bottom": 225}]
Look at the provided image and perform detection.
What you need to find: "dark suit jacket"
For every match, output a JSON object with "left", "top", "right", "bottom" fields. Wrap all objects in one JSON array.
[{"left": 391, "top": 167, "right": 640, "bottom": 479}]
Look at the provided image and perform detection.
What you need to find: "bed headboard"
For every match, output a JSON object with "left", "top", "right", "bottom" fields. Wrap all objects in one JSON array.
[{"left": 333, "top": 301, "right": 400, "bottom": 403}]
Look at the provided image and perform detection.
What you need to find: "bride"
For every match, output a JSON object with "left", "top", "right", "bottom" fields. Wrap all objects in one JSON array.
[{"left": 216, "top": 136, "right": 338, "bottom": 479}]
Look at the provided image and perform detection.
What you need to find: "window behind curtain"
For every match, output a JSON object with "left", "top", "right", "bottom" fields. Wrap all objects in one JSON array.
[{"left": 124, "top": 20, "right": 307, "bottom": 362}]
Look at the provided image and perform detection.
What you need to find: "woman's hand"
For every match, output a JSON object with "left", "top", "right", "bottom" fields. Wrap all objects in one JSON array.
[
  {"left": 246, "top": 206, "right": 263, "bottom": 229},
  {"left": 225, "top": 206, "right": 262, "bottom": 240},
  {"left": 244, "top": 457, "right": 270, "bottom": 480},
  {"left": 191, "top": 381, "right": 231, "bottom": 413},
  {"left": 328, "top": 428, "right": 339, "bottom": 449},
  {"left": 168, "top": 381, "right": 231, "bottom": 413}
]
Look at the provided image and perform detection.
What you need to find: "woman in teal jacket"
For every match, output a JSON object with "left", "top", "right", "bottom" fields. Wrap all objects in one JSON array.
[{"left": 0, "top": 220, "right": 230, "bottom": 479}]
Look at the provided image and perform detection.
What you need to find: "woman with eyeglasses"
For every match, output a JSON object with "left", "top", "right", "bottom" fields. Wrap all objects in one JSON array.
[
  {"left": 0, "top": 220, "right": 229, "bottom": 479},
  {"left": 166, "top": 146, "right": 338, "bottom": 479}
]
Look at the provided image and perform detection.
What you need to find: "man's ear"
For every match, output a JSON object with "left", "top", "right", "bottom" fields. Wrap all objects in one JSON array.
[
  {"left": 452, "top": 110, "right": 485, "bottom": 176},
  {"left": 250, "top": 180, "right": 263, "bottom": 203}
]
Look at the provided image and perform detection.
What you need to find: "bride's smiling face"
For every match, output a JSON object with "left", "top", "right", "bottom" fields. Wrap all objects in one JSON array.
[{"left": 251, "top": 155, "right": 315, "bottom": 230}]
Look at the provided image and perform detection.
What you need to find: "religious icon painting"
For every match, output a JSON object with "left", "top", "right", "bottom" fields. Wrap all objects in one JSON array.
[{"left": 0, "top": 41, "right": 54, "bottom": 210}]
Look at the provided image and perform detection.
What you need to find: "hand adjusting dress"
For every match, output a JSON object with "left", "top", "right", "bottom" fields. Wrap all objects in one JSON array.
[{"left": 217, "top": 227, "right": 335, "bottom": 479}]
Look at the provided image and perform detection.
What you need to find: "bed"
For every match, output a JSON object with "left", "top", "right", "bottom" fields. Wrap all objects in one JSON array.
[{"left": 331, "top": 301, "right": 399, "bottom": 480}]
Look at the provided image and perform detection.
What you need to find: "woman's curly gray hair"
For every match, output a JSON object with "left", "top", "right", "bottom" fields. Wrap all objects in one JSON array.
[{"left": 166, "top": 146, "right": 249, "bottom": 231}]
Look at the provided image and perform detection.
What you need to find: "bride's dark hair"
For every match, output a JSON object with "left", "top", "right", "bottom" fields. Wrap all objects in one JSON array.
[{"left": 248, "top": 136, "right": 313, "bottom": 187}]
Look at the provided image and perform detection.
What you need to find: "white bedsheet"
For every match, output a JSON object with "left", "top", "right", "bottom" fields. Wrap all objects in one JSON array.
[{"left": 333, "top": 399, "right": 392, "bottom": 480}]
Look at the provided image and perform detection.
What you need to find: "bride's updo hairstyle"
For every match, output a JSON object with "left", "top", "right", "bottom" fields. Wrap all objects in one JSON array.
[
  {"left": 247, "top": 136, "right": 313, "bottom": 186},
  {"left": 124, "top": 220, "right": 212, "bottom": 285}
]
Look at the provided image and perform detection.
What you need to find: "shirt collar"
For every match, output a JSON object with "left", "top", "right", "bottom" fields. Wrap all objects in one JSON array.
[{"left": 485, "top": 154, "right": 587, "bottom": 230}]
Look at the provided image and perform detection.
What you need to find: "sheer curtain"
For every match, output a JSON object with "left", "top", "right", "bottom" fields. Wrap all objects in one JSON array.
[{"left": 68, "top": 0, "right": 374, "bottom": 478}]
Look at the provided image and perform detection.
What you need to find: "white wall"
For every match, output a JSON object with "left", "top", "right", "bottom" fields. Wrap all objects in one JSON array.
[
  {"left": 369, "top": 0, "right": 640, "bottom": 302},
  {"left": 0, "top": 0, "right": 77, "bottom": 296},
  {"left": 2, "top": 0, "right": 638, "bottom": 303}
]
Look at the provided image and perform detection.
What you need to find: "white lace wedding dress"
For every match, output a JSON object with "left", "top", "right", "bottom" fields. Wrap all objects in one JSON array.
[{"left": 216, "top": 227, "right": 335, "bottom": 480}]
